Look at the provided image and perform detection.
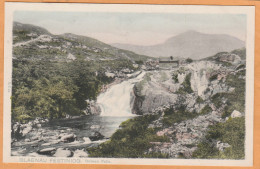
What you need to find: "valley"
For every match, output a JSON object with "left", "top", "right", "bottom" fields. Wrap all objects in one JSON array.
[{"left": 11, "top": 22, "right": 246, "bottom": 159}]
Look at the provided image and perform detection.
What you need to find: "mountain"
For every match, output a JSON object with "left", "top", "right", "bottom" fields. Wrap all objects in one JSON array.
[
  {"left": 13, "top": 22, "right": 150, "bottom": 62},
  {"left": 112, "top": 31, "right": 245, "bottom": 60}
]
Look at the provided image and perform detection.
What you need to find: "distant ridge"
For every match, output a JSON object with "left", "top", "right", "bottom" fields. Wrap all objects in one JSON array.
[{"left": 112, "top": 31, "right": 245, "bottom": 60}]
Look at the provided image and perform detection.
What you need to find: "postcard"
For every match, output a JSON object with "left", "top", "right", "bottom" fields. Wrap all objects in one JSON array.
[{"left": 3, "top": 2, "right": 255, "bottom": 166}]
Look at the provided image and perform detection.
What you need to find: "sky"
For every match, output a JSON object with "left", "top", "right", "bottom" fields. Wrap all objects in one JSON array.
[{"left": 14, "top": 11, "right": 247, "bottom": 46}]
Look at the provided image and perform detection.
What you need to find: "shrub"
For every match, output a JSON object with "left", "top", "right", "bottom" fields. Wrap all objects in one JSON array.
[
  {"left": 176, "top": 73, "right": 193, "bottom": 94},
  {"left": 172, "top": 73, "right": 178, "bottom": 83},
  {"left": 186, "top": 58, "right": 193, "bottom": 63}
]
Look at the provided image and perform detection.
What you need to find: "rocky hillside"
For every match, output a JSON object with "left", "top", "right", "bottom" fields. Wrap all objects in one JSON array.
[
  {"left": 13, "top": 22, "right": 150, "bottom": 62},
  {"left": 88, "top": 48, "right": 246, "bottom": 159},
  {"left": 112, "top": 31, "right": 245, "bottom": 59},
  {"left": 131, "top": 48, "right": 246, "bottom": 158}
]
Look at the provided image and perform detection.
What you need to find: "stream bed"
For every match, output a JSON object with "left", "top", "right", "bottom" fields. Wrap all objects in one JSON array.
[{"left": 11, "top": 71, "right": 146, "bottom": 157}]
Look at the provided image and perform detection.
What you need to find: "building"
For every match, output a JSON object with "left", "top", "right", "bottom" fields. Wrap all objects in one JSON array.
[{"left": 158, "top": 56, "right": 179, "bottom": 69}]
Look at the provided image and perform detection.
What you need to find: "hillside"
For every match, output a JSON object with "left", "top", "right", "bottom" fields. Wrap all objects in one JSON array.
[
  {"left": 13, "top": 22, "right": 150, "bottom": 62},
  {"left": 88, "top": 49, "right": 246, "bottom": 159},
  {"left": 112, "top": 31, "right": 245, "bottom": 59},
  {"left": 11, "top": 22, "right": 150, "bottom": 123}
]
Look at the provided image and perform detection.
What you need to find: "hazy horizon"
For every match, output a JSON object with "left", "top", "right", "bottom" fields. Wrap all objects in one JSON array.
[{"left": 14, "top": 11, "right": 246, "bottom": 46}]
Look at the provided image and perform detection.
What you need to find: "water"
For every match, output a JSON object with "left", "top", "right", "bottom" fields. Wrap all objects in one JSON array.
[
  {"left": 97, "top": 71, "right": 145, "bottom": 116},
  {"left": 11, "top": 71, "right": 146, "bottom": 157}
]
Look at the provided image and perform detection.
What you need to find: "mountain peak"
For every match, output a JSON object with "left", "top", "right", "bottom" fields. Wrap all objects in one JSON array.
[{"left": 113, "top": 31, "right": 245, "bottom": 59}]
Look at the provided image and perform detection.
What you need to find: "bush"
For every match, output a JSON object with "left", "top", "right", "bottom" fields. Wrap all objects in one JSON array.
[
  {"left": 172, "top": 73, "right": 178, "bottom": 83},
  {"left": 176, "top": 73, "right": 193, "bottom": 94},
  {"left": 186, "top": 58, "right": 193, "bottom": 63}
]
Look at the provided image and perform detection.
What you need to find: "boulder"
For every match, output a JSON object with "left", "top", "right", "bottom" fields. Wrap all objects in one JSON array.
[
  {"left": 41, "top": 142, "right": 51, "bottom": 146},
  {"left": 231, "top": 110, "right": 242, "bottom": 118},
  {"left": 73, "top": 149, "right": 89, "bottom": 157},
  {"left": 37, "top": 147, "right": 56, "bottom": 156},
  {"left": 24, "top": 138, "right": 30, "bottom": 142},
  {"left": 53, "top": 148, "right": 73, "bottom": 157},
  {"left": 83, "top": 137, "right": 92, "bottom": 144},
  {"left": 22, "top": 126, "right": 32, "bottom": 136},
  {"left": 89, "top": 131, "right": 105, "bottom": 141},
  {"left": 90, "top": 125, "right": 101, "bottom": 130},
  {"left": 60, "top": 134, "right": 76, "bottom": 143},
  {"left": 216, "top": 141, "right": 230, "bottom": 151}
]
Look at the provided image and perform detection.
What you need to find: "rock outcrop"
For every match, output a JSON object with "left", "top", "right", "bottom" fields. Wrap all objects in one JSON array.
[{"left": 132, "top": 53, "right": 246, "bottom": 158}]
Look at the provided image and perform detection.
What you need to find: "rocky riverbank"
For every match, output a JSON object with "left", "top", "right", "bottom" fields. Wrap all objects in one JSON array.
[{"left": 11, "top": 115, "right": 131, "bottom": 157}]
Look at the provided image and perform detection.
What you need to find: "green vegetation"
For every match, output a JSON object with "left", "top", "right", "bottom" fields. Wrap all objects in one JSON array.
[
  {"left": 209, "top": 73, "right": 218, "bottom": 81},
  {"left": 192, "top": 141, "right": 219, "bottom": 158},
  {"left": 193, "top": 117, "right": 245, "bottom": 159},
  {"left": 176, "top": 73, "right": 193, "bottom": 94},
  {"left": 196, "top": 96, "right": 204, "bottom": 104},
  {"left": 135, "top": 60, "right": 144, "bottom": 65},
  {"left": 162, "top": 106, "right": 197, "bottom": 127},
  {"left": 186, "top": 58, "right": 193, "bottom": 63},
  {"left": 11, "top": 59, "right": 136, "bottom": 123},
  {"left": 172, "top": 73, "right": 178, "bottom": 83},
  {"left": 231, "top": 48, "right": 246, "bottom": 60},
  {"left": 12, "top": 22, "right": 153, "bottom": 123},
  {"left": 199, "top": 105, "right": 212, "bottom": 115},
  {"left": 210, "top": 70, "right": 245, "bottom": 118},
  {"left": 87, "top": 114, "right": 169, "bottom": 158},
  {"left": 13, "top": 30, "right": 32, "bottom": 44}
]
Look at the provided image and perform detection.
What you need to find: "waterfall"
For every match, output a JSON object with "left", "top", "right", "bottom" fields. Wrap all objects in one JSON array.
[{"left": 97, "top": 72, "right": 145, "bottom": 116}]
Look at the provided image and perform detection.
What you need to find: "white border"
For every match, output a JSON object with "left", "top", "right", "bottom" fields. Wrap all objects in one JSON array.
[{"left": 3, "top": 2, "right": 255, "bottom": 166}]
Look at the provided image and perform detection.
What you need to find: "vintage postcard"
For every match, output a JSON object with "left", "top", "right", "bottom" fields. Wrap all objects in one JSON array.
[{"left": 3, "top": 2, "right": 255, "bottom": 166}]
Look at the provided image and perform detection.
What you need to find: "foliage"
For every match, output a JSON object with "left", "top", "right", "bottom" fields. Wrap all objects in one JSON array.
[
  {"left": 209, "top": 74, "right": 218, "bottom": 81},
  {"left": 196, "top": 96, "right": 204, "bottom": 104},
  {"left": 199, "top": 105, "right": 212, "bottom": 115},
  {"left": 87, "top": 115, "right": 170, "bottom": 158},
  {"left": 193, "top": 117, "right": 245, "bottom": 159},
  {"left": 176, "top": 73, "right": 193, "bottom": 94},
  {"left": 186, "top": 58, "right": 193, "bottom": 63},
  {"left": 210, "top": 70, "right": 245, "bottom": 118},
  {"left": 192, "top": 141, "right": 219, "bottom": 158},
  {"left": 231, "top": 48, "right": 246, "bottom": 60},
  {"left": 11, "top": 59, "right": 132, "bottom": 123},
  {"left": 162, "top": 106, "right": 197, "bottom": 127},
  {"left": 135, "top": 60, "right": 144, "bottom": 65},
  {"left": 172, "top": 73, "right": 178, "bottom": 83}
]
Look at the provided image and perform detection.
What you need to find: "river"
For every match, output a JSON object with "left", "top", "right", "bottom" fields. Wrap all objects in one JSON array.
[{"left": 11, "top": 71, "right": 145, "bottom": 157}]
